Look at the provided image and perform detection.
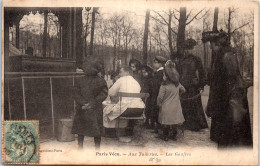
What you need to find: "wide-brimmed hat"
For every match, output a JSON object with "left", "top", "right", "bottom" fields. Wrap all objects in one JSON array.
[
  {"left": 154, "top": 55, "right": 167, "bottom": 64},
  {"left": 164, "top": 60, "right": 179, "bottom": 83},
  {"left": 202, "top": 29, "right": 229, "bottom": 45},
  {"left": 182, "top": 38, "right": 197, "bottom": 50}
]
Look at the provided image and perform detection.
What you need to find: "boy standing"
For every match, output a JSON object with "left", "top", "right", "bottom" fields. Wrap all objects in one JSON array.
[{"left": 151, "top": 55, "right": 167, "bottom": 133}]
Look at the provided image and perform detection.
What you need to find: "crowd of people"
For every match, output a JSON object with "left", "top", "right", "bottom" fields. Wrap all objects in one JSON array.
[{"left": 71, "top": 29, "right": 253, "bottom": 150}]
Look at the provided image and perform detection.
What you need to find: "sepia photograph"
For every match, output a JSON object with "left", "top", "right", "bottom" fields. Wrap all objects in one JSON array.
[{"left": 2, "top": 0, "right": 258, "bottom": 165}]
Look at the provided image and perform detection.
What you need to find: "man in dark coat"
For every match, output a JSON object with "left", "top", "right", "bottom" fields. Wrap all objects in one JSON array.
[
  {"left": 151, "top": 55, "right": 167, "bottom": 133},
  {"left": 72, "top": 56, "right": 108, "bottom": 150},
  {"left": 177, "top": 38, "right": 208, "bottom": 131},
  {"left": 202, "top": 30, "right": 253, "bottom": 148}
]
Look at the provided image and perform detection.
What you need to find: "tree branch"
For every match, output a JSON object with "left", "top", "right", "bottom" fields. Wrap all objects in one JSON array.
[
  {"left": 150, "top": 15, "right": 167, "bottom": 26},
  {"left": 173, "top": 8, "right": 180, "bottom": 13},
  {"left": 186, "top": 8, "right": 205, "bottom": 25},
  {"left": 162, "top": 10, "right": 170, "bottom": 16},
  {"left": 172, "top": 11, "right": 179, "bottom": 21},
  {"left": 196, "top": 9, "right": 210, "bottom": 20},
  {"left": 153, "top": 10, "right": 169, "bottom": 25},
  {"left": 186, "top": 9, "right": 193, "bottom": 20},
  {"left": 231, "top": 22, "right": 250, "bottom": 34},
  {"left": 150, "top": 33, "right": 169, "bottom": 52},
  {"left": 171, "top": 28, "right": 178, "bottom": 35}
]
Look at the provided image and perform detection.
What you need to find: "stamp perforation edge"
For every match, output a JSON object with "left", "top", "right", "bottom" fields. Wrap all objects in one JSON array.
[{"left": 2, "top": 120, "right": 40, "bottom": 165}]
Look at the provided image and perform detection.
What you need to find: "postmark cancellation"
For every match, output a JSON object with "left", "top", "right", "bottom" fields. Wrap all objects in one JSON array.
[{"left": 2, "top": 120, "right": 39, "bottom": 164}]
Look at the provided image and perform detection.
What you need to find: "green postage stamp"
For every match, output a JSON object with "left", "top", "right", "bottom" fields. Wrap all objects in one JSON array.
[{"left": 2, "top": 121, "right": 39, "bottom": 164}]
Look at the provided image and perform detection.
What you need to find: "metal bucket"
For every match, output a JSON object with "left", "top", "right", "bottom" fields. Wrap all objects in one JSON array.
[{"left": 57, "top": 119, "right": 75, "bottom": 142}]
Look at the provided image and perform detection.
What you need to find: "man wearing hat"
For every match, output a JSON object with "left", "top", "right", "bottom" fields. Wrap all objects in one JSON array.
[
  {"left": 177, "top": 38, "right": 208, "bottom": 132},
  {"left": 202, "top": 30, "right": 252, "bottom": 147},
  {"left": 151, "top": 55, "right": 167, "bottom": 133}
]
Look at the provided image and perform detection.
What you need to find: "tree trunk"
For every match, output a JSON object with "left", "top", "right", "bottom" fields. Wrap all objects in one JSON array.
[
  {"left": 213, "top": 7, "right": 219, "bottom": 32},
  {"left": 142, "top": 9, "right": 150, "bottom": 65},
  {"left": 42, "top": 10, "right": 48, "bottom": 57},
  {"left": 210, "top": 7, "right": 219, "bottom": 77},
  {"left": 168, "top": 10, "right": 174, "bottom": 59},
  {"left": 89, "top": 7, "right": 98, "bottom": 56},
  {"left": 177, "top": 7, "right": 186, "bottom": 56},
  {"left": 227, "top": 7, "right": 232, "bottom": 42},
  {"left": 125, "top": 36, "right": 128, "bottom": 65},
  {"left": 113, "top": 40, "right": 117, "bottom": 71}
]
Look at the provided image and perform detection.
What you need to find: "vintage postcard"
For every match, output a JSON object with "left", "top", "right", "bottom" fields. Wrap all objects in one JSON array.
[{"left": 2, "top": 0, "right": 259, "bottom": 165}]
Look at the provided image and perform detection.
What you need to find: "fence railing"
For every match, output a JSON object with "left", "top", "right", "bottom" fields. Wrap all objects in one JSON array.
[{"left": 4, "top": 72, "right": 84, "bottom": 142}]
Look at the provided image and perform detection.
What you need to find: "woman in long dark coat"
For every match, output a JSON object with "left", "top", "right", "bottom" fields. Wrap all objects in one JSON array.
[
  {"left": 202, "top": 30, "right": 252, "bottom": 148},
  {"left": 177, "top": 38, "right": 208, "bottom": 131},
  {"left": 72, "top": 57, "right": 108, "bottom": 149}
]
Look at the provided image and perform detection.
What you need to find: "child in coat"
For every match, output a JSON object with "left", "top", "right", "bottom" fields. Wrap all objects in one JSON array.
[
  {"left": 157, "top": 60, "right": 186, "bottom": 141},
  {"left": 141, "top": 65, "right": 154, "bottom": 128}
]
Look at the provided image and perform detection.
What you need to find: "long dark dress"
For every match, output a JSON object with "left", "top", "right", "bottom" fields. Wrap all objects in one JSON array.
[
  {"left": 206, "top": 47, "right": 252, "bottom": 147},
  {"left": 72, "top": 74, "right": 108, "bottom": 137},
  {"left": 178, "top": 54, "right": 208, "bottom": 131}
]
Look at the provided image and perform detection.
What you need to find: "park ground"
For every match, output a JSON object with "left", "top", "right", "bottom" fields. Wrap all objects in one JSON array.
[{"left": 39, "top": 86, "right": 253, "bottom": 164}]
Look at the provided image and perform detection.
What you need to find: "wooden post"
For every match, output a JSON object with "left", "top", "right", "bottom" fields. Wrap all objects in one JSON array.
[
  {"left": 73, "top": 8, "right": 77, "bottom": 59},
  {"left": 76, "top": 7, "right": 83, "bottom": 68},
  {"left": 4, "top": 10, "right": 10, "bottom": 71},
  {"left": 60, "top": 26, "right": 62, "bottom": 57},
  {"left": 68, "top": 8, "right": 73, "bottom": 58},
  {"left": 22, "top": 78, "right": 27, "bottom": 120},
  {"left": 50, "top": 77, "right": 55, "bottom": 139},
  {"left": 15, "top": 21, "right": 20, "bottom": 49},
  {"left": 8, "top": 81, "right": 12, "bottom": 120}
]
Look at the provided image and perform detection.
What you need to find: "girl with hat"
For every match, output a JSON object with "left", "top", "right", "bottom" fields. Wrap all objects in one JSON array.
[{"left": 157, "top": 60, "right": 185, "bottom": 141}]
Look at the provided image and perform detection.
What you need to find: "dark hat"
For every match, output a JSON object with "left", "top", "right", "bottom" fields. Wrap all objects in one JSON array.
[
  {"left": 154, "top": 55, "right": 167, "bottom": 64},
  {"left": 202, "top": 29, "right": 229, "bottom": 45},
  {"left": 82, "top": 56, "right": 104, "bottom": 76},
  {"left": 164, "top": 60, "right": 179, "bottom": 83},
  {"left": 182, "top": 38, "right": 197, "bottom": 50}
]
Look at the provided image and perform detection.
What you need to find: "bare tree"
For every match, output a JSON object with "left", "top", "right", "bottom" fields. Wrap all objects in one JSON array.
[
  {"left": 143, "top": 9, "right": 150, "bottom": 65},
  {"left": 202, "top": 9, "right": 212, "bottom": 74},
  {"left": 225, "top": 7, "right": 250, "bottom": 43},
  {"left": 122, "top": 15, "right": 136, "bottom": 65},
  {"left": 107, "top": 14, "right": 124, "bottom": 70},
  {"left": 151, "top": 10, "right": 177, "bottom": 58},
  {"left": 89, "top": 7, "right": 99, "bottom": 56},
  {"left": 83, "top": 7, "right": 92, "bottom": 57},
  {"left": 174, "top": 7, "right": 206, "bottom": 56},
  {"left": 213, "top": 7, "right": 219, "bottom": 32},
  {"left": 151, "top": 8, "right": 207, "bottom": 58}
]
